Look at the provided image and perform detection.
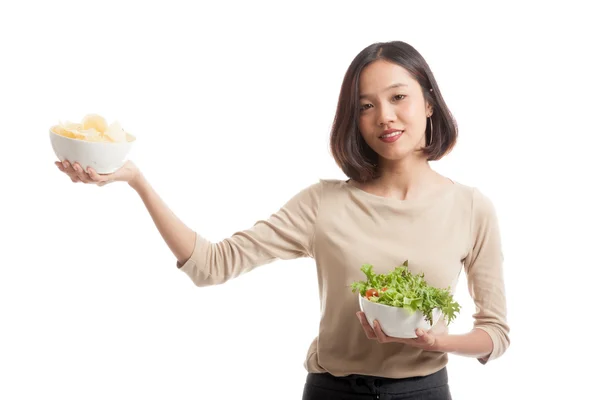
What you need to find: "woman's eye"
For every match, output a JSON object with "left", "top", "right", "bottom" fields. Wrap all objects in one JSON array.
[{"left": 359, "top": 96, "right": 403, "bottom": 112}]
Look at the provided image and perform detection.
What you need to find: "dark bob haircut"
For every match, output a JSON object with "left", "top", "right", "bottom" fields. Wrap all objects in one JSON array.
[{"left": 330, "top": 41, "right": 458, "bottom": 183}]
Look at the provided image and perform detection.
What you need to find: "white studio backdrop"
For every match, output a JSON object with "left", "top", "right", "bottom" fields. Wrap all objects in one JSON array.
[{"left": 1, "top": 1, "right": 599, "bottom": 399}]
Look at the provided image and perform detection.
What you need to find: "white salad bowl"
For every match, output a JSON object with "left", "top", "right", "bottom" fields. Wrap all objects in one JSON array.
[
  {"left": 359, "top": 293, "right": 443, "bottom": 338},
  {"left": 49, "top": 128, "right": 136, "bottom": 174}
]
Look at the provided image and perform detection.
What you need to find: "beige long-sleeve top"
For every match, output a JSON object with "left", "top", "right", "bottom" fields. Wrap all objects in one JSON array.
[{"left": 177, "top": 178, "right": 510, "bottom": 379}]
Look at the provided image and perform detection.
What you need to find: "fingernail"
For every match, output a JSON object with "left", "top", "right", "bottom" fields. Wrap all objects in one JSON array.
[{"left": 63, "top": 161, "right": 68, "bottom": 168}]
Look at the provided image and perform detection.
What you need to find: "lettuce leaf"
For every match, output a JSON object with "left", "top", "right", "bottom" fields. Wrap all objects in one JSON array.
[{"left": 351, "top": 260, "right": 461, "bottom": 326}]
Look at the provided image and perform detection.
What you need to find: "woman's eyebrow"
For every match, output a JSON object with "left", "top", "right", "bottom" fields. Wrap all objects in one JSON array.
[{"left": 359, "top": 82, "right": 408, "bottom": 100}]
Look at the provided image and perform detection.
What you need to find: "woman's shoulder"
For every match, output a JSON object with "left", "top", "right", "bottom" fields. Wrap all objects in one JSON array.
[
  {"left": 290, "top": 178, "right": 350, "bottom": 205},
  {"left": 284, "top": 178, "right": 347, "bottom": 206},
  {"left": 316, "top": 178, "right": 361, "bottom": 197},
  {"left": 317, "top": 178, "right": 348, "bottom": 187},
  {"left": 449, "top": 179, "right": 498, "bottom": 215},
  {"left": 297, "top": 178, "right": 348, "bottom": 192}
]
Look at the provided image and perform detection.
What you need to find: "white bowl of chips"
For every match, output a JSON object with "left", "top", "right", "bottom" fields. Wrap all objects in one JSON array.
[{"left": 50, "top": 114, "right": 136, "bottom": 174}]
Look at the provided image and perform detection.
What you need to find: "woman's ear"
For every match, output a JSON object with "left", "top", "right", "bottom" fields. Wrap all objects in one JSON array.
[
  {"left": 426, "top": 103, "right": 433, "bottom": 118},
  {"left": 426, "top": 88, "right": 434, "bottom": 117}
]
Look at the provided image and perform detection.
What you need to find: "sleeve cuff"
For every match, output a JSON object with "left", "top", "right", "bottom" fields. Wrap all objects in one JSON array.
[
  {"left": 474, "top": 326, "right": 507, "bottom": 365},
  {"left": 175, "top": 232, "right": 213, "bottom": 286}
]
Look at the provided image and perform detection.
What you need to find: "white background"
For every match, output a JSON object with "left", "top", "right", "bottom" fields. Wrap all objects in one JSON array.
[{"left": 1, "top": 1, "right": 599, "bottom": 399}]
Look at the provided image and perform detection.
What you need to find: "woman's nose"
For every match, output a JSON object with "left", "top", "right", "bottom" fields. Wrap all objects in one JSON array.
[{"left": 377, "top": 104, "right": 397, "bottom": 126}]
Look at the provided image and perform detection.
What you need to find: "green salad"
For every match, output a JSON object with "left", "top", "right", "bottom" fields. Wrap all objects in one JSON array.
[{"left": 351, "top": 261, "right": 461, "bottom": 326}]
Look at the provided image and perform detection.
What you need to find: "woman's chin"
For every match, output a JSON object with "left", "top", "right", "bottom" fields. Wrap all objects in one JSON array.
[
  {"left": 378, "top": 150, "right": 410, "bottom": 162},
  {"left": 377, "top": 150, "right": 427, "bottom": 165}
]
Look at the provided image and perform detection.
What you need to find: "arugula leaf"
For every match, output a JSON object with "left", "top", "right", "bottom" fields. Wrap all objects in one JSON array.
[{"left": 351, "top": 261, "right": 461, "bottom": 326}]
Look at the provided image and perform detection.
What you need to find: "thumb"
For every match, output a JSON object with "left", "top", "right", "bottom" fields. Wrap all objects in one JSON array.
[
  {"left": 86, "top": 167, "right": 113, "bottom": 184},
  {"left": 416, "top": 329, "right": 435, "bottom": 346}
]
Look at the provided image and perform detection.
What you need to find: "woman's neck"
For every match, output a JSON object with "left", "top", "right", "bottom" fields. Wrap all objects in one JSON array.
[{"left": 367, "top": 157, "right": 449, "bottom": 201}]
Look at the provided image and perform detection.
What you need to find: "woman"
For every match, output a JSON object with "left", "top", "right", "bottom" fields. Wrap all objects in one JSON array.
[{"left": 55, "top": 41, "right": 509, "bottom": 400}]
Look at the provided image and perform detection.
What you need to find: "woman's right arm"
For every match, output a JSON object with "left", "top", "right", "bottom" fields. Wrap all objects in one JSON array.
[
  {"left": 127, "top": 172, "right": 196, "bottom": 267},
  {"left": 56, "top": 159, "right": 323, "bottom": 286},
  {"left": 56, "top": 160, "right": 196, "bottom": 266}
]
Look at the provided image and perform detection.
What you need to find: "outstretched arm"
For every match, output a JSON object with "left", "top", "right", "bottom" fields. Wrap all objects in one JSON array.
[{"left": 128, "top": 172, "right": 196, "bottom": 266}]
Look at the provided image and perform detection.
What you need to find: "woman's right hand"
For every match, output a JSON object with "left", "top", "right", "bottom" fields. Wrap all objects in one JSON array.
[{"left": 55, "top": 159, "right": 141, "bottom": 187}]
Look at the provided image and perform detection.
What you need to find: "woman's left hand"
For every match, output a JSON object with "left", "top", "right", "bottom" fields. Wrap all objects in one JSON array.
[{"left": 356, "top": 311, "right": 443, "bottom": 351}]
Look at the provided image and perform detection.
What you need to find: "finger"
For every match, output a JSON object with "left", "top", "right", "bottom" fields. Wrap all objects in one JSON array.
[
  {"left": 86, "top": 167, "right": 109, "bottom": 184},
  {"left": 72, "top": 163, "right": 92, "bottom": 183},
  {"left": 372, "top": 320, "right": 389, "bottom": 343},
  {"left": 415, "top": 328, "right": 435, "bottom": 346},
  {"left": 358, "top": 312, "right": 377, "bottom": 337},
  {"left": 55, "top": 161, "right": 65, "bottom": 172},
  {"left": 61, "top": 161, "right": 80, "bottom": 183},
  {"left": 356, "top": 312, "right": 377, "bottom": 339},
  {"left": 356, "top": 312, "right": 376, "bottom": 339},
  {"left": 62, "top": 160, "right": 77, "bottom": 178}
]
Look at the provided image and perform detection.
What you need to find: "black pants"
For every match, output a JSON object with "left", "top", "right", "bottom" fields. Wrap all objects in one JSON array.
[{"left": 302, "top": 367, "right": 451, "bottom": 400}]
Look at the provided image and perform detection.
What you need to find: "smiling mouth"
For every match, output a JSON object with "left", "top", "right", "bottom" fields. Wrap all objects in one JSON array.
[{"left": 379, "top": 130, "right": 403, "bottom": 139}]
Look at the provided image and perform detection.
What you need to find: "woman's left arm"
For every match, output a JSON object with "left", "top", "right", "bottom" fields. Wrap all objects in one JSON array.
[
  {"left": 458, "top": 187, "right": 510, "bottom": 363},
  {"left": 357, "top": 315, "right": 495, "bottom": 361},
  {"left": 434, "top": 328, "right": 494, "bottom": 360},
  {"left": 357, "top": 187, "right": 510, "bottom": 363}
]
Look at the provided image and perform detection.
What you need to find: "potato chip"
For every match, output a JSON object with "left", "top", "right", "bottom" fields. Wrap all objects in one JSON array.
[
  {"left": 52, "top": 124, "right": 75, "bottom": 138},
  {"left": 51, "top": 114, "right": 131, "bottom": 143},
  {"left": 104, "top": 122, "right": 126, "bottom": 143},
  {"left": 55, "top": 121, "right": 82, "bottom": 138},
  {"left": 75, "top": 128, "right": 100, "bottom": 140},
  {"left": 82, "top": 114, "right": 108, "bottom": 133}
]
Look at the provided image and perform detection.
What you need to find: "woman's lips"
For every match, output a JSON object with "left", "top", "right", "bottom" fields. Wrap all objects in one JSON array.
[{"left": 379, "top": 130, "right": 403, "bottom": 143}]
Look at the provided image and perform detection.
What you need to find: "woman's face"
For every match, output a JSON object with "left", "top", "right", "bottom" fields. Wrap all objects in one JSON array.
[{"left": 357, "top": 59, "right": 432, "bottom": 164}]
